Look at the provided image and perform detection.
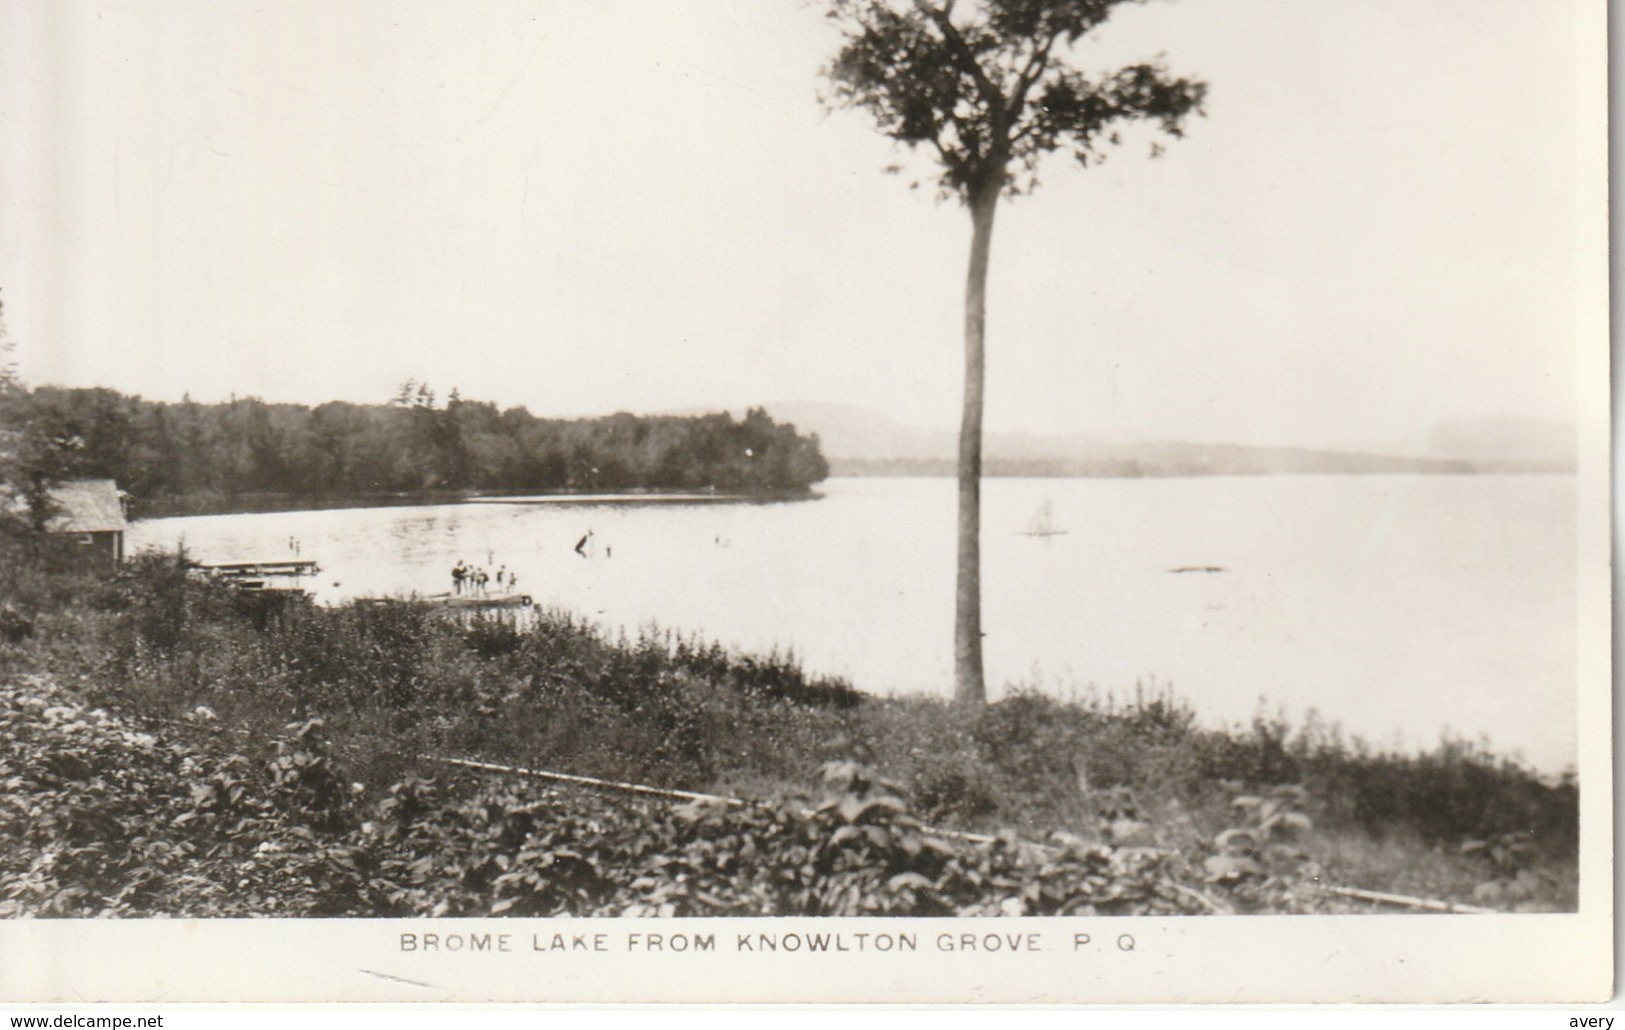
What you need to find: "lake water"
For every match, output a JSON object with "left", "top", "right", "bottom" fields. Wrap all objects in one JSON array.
[{"left": 127, "top": 475, "right": 1578, "bottom": 771}]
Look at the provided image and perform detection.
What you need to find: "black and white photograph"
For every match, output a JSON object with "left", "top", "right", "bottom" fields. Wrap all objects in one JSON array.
[{"left": 0, "top": 0, "right": 1610, "bottom": 1005}]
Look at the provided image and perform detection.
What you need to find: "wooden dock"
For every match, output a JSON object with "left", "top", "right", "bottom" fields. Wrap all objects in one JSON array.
[
  {"left": 195, "top": 559, "right": 320, "bottom": 578},
  {"left": 436, "top": 594, "right": 533, "bottom": 610},
  {"left": 356, "top": 593, "right": 534, "bottom": 611}
]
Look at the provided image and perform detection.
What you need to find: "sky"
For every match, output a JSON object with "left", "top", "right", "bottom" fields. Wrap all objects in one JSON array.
[{"left": 0, "top": 0, "right": 1602, "bottom": 450}]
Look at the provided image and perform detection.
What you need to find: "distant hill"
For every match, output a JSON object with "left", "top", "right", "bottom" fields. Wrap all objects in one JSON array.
[
  {"left": 759, "top": 401, "right": 1574, "bottom": 478},
  {"left": 1420, "top": 416, "right": 1576, "bottom": 471},
  {"left": 757, "top": 402, "right": 954, "bottom": 462}
]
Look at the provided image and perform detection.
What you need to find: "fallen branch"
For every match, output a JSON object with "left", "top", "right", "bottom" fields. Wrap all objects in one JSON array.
[
  {"left": 1322, "top": 884, "right": 1495, "bottom": 915},
  {"left": 425, "top": 753, "right": 1001, "bottom": 848},
  {"left": 427, "top": 755, "right": 1493, "bottom": 917},
  {"left": 425, "top": 754, "right": 748, "bottom": 808}
]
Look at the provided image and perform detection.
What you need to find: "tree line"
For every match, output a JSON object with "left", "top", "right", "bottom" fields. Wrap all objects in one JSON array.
[{"left": 0, "top": 382, "right": 829, "bottom": 511}]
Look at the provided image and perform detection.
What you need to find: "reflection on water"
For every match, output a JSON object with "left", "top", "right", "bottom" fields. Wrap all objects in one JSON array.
[{"left": 129, "top": 475, "right": 1577, "bottom": 771}]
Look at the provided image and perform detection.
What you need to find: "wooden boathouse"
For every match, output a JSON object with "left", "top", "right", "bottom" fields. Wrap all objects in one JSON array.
[{"left": 45, "top": 479, "right": 128, "bottom": 562}]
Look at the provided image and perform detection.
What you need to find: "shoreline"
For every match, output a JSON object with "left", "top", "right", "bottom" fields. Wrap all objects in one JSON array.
[
  {"left": 131, "top": 486, "right": 822, "bottom": 520},
  {"left": 127, "top": 465, "right": 1572, "bottom": 520},
  {"left": 830, "top": 461, "right": 1577, "bottom": 479}
]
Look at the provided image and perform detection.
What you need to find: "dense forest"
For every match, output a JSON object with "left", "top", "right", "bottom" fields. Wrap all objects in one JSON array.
[{"left": 0, "top": 382, "right": 828, "bottom": 510}]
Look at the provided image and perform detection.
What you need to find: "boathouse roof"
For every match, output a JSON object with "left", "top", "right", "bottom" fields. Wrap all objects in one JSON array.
[{"left": 45, "top": 479, "right": 127, "bottom": 534}]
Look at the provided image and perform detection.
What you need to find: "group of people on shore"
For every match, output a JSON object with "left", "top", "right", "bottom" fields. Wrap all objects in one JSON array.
[{"left": 451, "top": 559, "right": 517, "bottom": 597}]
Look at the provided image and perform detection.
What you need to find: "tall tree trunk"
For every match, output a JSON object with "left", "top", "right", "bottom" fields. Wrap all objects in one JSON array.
[{"left": 954, "top": 179, "right": 1000, "bottom": 705}]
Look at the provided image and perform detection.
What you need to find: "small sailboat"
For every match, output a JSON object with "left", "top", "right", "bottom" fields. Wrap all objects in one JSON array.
[{"left": 1022, "top": 499, "right": 1068, "bottom": 537}]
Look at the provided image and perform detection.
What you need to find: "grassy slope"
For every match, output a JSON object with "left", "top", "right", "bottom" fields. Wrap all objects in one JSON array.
[{"left": 0, "top": 546, "right": 1577, "bottom": 916}]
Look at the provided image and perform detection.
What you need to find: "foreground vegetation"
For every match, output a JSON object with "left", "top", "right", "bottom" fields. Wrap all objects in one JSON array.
[{"left": 0, "top": 536, "right": 1578, "bottom": 917}]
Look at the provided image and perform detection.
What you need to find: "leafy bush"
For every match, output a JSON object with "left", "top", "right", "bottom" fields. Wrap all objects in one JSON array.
[{"left": 0, "top": 678, "right": 1221, "bottom": 918}]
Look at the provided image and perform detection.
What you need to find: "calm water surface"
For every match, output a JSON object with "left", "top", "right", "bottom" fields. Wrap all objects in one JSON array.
[{"left": 128, "top": 475, "right": 1577, "bottom": 770}]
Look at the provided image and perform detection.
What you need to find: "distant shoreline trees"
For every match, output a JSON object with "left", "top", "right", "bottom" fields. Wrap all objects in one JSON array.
[{"left": 0, "top": 385, "right": 829, "bottom": 511}]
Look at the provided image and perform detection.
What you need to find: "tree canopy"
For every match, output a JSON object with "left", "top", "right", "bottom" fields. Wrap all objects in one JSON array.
[
  {"left": 0, "top": 385, "right": 829, "bottom": 511},
  {"left": 822, "top": 0, "right": 1206, "bottom": 200}
]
